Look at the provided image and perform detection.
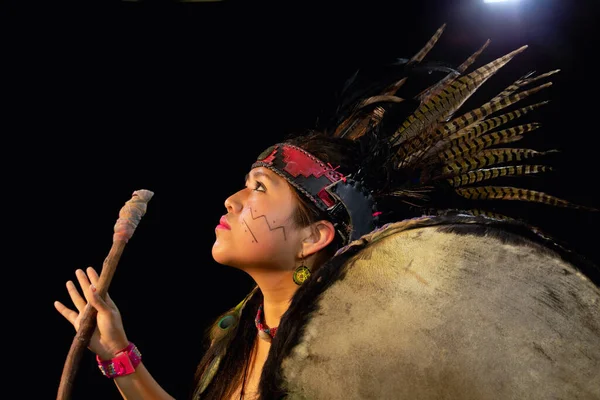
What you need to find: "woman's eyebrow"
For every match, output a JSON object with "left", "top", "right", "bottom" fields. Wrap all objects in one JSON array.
[{"left": 247, "top": 170, "right": 277, "bottom": 185}]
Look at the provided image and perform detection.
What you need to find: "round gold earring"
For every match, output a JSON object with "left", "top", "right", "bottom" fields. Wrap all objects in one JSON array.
[{"left": 293, "top": 257, "right": 311, "bottom": 285}]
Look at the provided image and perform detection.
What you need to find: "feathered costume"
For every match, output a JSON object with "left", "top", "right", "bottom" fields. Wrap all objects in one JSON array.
[{"left": 195, "top": 25, "right": 600, "bottom": 399}]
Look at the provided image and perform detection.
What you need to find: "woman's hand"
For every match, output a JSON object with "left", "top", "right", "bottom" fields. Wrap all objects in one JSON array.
[{"left": 54, "top": 266, "right": 130, "bottom": 360}]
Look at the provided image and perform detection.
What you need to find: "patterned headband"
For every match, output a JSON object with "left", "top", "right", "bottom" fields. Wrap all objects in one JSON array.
[{"left": 252, "top": 143, "right": 377, "bottom": 245}]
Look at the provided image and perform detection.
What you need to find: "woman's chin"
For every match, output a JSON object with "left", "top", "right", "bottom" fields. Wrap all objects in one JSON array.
[{"left": 211, "top": 244, "right": 233, "bottom": 266}]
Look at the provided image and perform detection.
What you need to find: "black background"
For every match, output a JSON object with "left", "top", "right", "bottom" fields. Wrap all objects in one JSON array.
[{"left": 4, "top": 0, "right": 599, "bottom": 398}]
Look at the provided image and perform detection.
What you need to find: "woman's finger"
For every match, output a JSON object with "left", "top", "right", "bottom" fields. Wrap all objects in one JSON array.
[
  {"left": 87, "top": 283, "right": 114, "bottom": 314},
  {"left": 86, "top": 266, "right": 100, "bottom": 285},
  {"left": 84, "top": 267, "right": 118, "bottom": 312},
  {"left": 66, "top": 280, "right": 87, "bottom": 312},
  {"left": 54, "top": 300, "right": 79, "bottom": 329},
  {"left": 75, "top": 268, "right": 92, "bottom": 302}
]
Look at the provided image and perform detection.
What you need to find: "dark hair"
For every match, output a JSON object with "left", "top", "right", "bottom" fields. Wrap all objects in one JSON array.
[{"left": 192, "top": 131, "right": 359, "bottom": 399}]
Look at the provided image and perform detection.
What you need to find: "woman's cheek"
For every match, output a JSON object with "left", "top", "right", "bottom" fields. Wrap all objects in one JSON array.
[{"left": 241, "top": 206, "right": 289, "bottom": 244}]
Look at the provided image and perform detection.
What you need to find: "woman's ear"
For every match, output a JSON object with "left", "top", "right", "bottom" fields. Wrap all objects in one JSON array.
[{"left": 301, "top": 220, "right": 336, "bottom": 257}]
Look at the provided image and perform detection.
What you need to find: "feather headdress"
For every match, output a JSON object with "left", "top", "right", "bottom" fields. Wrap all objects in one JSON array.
[{"left": 254, "top": 23, "right": 595, "bottom": 247}]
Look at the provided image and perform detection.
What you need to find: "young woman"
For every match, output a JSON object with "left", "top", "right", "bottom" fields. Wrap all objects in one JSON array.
[
  {"left": 55, "top": 133, "right": 358, "bottom": 399},
  {"left": 55, "top": 25, "right": 600, "bottom": 400}
]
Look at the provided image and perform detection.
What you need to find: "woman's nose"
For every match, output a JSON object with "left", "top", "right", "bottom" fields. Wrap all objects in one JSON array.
[{"left": 224, "top": 189, "right": 244, "bottom": 213}]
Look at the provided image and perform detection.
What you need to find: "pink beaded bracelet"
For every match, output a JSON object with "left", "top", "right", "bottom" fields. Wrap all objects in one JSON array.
[{"left": 96, "top": 342, "right": 142, "bottom": 379}]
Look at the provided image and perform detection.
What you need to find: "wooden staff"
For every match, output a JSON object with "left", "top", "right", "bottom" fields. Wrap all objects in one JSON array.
[{"left": 56, "top": 189, "right": 154, "bottom": 400}]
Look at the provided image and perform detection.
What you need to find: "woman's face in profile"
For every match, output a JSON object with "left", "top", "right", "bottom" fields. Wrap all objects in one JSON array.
[{"left": 212, "top": 167, "right": 305, "bottom": 272}]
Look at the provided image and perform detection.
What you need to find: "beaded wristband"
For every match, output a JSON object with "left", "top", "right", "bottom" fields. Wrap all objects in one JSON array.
[{"left": 96, "top": 342, "right": 142, "bottom": 379}]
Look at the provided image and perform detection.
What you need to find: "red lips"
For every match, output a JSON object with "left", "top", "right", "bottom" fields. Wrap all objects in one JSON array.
[{"left": 217, "top": 215, "right": 231, "bottom": 230}]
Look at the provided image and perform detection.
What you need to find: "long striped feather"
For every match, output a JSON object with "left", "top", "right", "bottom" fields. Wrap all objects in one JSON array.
[
  {"left": 445, "top": 164, "right": 550, "bottom": 187},
  {"left": 436, "top": 123, "right": 540, "bottom": 163},
  {"left": 419, "top": 101, "right": 549, "bottom": 162},
  {"left": 417, "top": 39, "right": 491, "bottom": 104},
  {"left": 408, "top": 23, "right": 447, "bottom": 65},
  {"left": 455, "top": 186, "right": 597, "bottom": 210},
  {"left": 490, "top": 69, "right": 560, "bottom": 104},
  {"left": 397, "top": 81, "right": 550, "bottom": 166},
  {"left": 440, "top": 148, "right": 553, "bottom": 175},
  {"left": 390, "top": 45, "right": 528, "bottom": 148}
]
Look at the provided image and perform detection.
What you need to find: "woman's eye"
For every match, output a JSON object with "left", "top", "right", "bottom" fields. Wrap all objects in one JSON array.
[{"left": 253, "top": 182, "right": 266, "bottom": 192}]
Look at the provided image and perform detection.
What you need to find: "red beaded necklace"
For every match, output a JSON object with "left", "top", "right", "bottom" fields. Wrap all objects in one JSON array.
[{"left": 255, "top": 303, "right": 278, "bottom": 341}]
